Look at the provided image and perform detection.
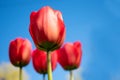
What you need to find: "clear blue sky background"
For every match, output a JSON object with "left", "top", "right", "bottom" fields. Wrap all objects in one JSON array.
[{"left": 0, "top": 0, "right": 120, "bottom": 80}]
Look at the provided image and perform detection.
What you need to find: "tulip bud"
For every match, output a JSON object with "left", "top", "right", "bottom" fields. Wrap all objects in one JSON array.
[
  {"left": 32, "top": 49, "right": 57, "bottom": 74},
  {"left": 29, "top": 6, "right": 66, "bottom": 51},
  {"left": 9, "top": 37, "right": 32, "bottom": 67},
  {"left": 58, "top": 41, "right": 82, "bottom": 70}
]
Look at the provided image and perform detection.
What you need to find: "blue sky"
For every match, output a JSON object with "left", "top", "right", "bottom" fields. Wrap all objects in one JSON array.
[{"left": 0, "top": 0, "right": 120, "bottom": 80}]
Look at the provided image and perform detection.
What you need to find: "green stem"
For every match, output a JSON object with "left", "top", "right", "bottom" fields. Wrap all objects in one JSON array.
[
  {"left": 70, "top": 71, "right": 74, "bottom": 80},
  {"left": 47, "top": 51, "right": 53, "bottom": 80},
  {"left": 19, "top": 67, "right": 22, "bottom": 80}
]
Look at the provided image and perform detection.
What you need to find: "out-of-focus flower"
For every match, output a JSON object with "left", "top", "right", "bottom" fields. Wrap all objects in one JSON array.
[
  {"left": 0, "top": 62, "right": 29, "bottom": 80},
  {"left": 58, "top": 41, "right": 82, "bottom": 70},
  {"left": 9, "top": 37, "right": 32, "bottom": 67},
  {"left": 32, "top": 49, "right": 57, "bottom": 74},
  {"left": 29, "top": 6, "right": 66, "bottom": 51}
]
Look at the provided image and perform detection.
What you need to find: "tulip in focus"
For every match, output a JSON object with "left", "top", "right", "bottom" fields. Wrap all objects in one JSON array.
[
  {"left": 32, "top": 49, "right": 57, "bottom": 74},
  {"left": 9, "top": 37, "right": 32, "bottom": 67},
  {"left": 29, "top": 6, "right": 66, "bottom": 51},
  {"left": 58, "top": 41, "right": 82, "bottom": 70}
]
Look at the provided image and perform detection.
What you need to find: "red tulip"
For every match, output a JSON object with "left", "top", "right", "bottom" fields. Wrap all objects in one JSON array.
[
  {"left": 29, "top": 6, "right": 66, "bottom": 51},
  {"left": 9, "top": 37, "right": 32, "bottom": 67},
  {"left": 58, "top": 41, "right": 82, "bottom": 70},
  {"left": 32, "top": 49, "right": 57, "bottom": 74}
]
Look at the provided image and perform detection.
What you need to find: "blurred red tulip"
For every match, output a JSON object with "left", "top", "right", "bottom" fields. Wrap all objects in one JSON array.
[
  {"left": 9, "top": 37, "right": 32, "bottom": 67},
  {"left": 58, "top": 41, "right": 82, "bottom": 70},
  {"left": 29, "top": 6, "right": 66, "bottom": 51},
  {"left": 32, "top": 49, "right": 57, "bottom": 74}
]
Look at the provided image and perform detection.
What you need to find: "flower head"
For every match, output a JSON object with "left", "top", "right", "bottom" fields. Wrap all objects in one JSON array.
[
  {"left": 29, "top": 6, "right": 66, "bottom": 51},
  {"left": 32, "top": 49, "right": 57, "bottom": 74},
  {"left": 58, "top": 41, "right": 82, "bottom": 70},
  {"left": 9, "top": 37, "right": 32, "bottom": 67}
]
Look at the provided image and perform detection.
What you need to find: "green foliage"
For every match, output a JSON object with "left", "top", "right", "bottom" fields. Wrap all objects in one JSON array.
[{"left": 0, "top": 62, "right": 29, "bottom": 80}]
